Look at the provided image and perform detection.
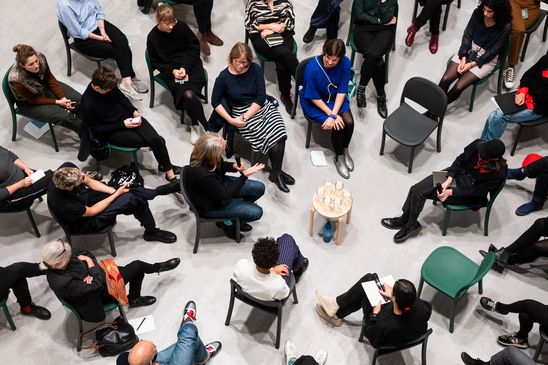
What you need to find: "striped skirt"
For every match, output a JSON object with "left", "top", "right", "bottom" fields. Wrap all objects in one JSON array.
[{"left": 232, "top": 100, "right": 287, "bottom": 154}]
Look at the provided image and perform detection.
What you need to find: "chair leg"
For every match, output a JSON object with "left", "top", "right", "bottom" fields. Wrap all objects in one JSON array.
[
  {"left": 442, "top": 2, "right": 450, "bottom": 31},
  {"left": 544, "top": 16, "right": 548, "bottom": 42},
  {"left": 66, "top": 48, "right": 72, "bottom": 77},
  {"left": 520, "top": 34, "right": 531, "bottom": 63},
  {"left": 107, "top": 230, "right": 116, "bottom": 257},
  {"left": 417, "top": 278, "right": 425, "bottom": 297},
  {"left": 275, "top": 307, "right": 282, "bottom": 349},
  {"left": 412, "top": 0, "right": 419, "bottom": 22},
  {"left": 290, "top": 93, "right": 298, "bottom": 119},
  {"left": 408, "top": 147, "right": 416, "bottom": 173},
  {"left": 149, "top": 81, "right": 155, "bottom": 109},
  {"left": 457, "top": 0, "right": 461, "bottom": 8},
  {"left": 2, "top": 304, "right": 16, "bottom": 331},
  {"left": 48, "top": 123, "right": 59, "bottom": 152},
  {"left": 193, "top": 220, "right": 201, "bottom": 254},
  {"left": 224, "top": 290, "right": 235, "bottom": 326},
  {"left": 483, "top": 206, "right": 492, "bottom": 236},
  {"left": 11, "top": 113, "right": 17, "bottom": 142},
  {"left": 422, "top": 338, "right": 428, "bottom": 365},
  {"left": 26, "top": 208, "right": 40, "bottom": 238},
  {"left": 132, "top": 151, "right": 139, "bottom": 170},
  {"left": 442, "top": 209, "right": 451, "bottom": 236},
  {"left": 449, "top": 299, "right": 457, "bottom": 333},
  {"left": 384, "top": 52, "right": 390, "bottom": 84},
  {"left": 533, "top": 336, "right": 545, "bottom": 361},
  {"left": 76, "top": 316, "right": 84, "bottom": 352},
  {"left": 350, "top": 50, "right": 356, "bottom": 68},
  {"left": 305, "top": 120, "right": 312, "bottom": 149},
  {"left": 260, "top": 60, "right": 265, "bottom": 72},
  {"left": 371, "top": 350, "right": 379, "bottom": 365},
  {"left": 234, "top": 219, "right": 241, "bottom": 243},
  {"left": 469, "top": 85, "right": 477, "bottom": 112},
  {"left": 292, "top": 286, "right": 298, "bottom": 304},
  {"left": 478, "top": 279, "right": 483, "bottom": 295},
  {"left": 379, "top": 130, "right": 386, "bottom": 155},
  {"left": 510, "top": 125, "right": 524, "bottom": 156}
]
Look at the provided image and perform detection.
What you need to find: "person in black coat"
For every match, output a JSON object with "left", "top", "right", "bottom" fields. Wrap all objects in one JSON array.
[
  {"left": 381, "top": 139, "right": 508, "bottom": 243},
  {"left": 41, "top": 240, "right": 180, "bottom": 322}
]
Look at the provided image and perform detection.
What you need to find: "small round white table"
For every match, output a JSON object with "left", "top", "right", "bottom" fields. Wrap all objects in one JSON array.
[{"left": 308, "top": 189, "right": 352, "bottom": 245}]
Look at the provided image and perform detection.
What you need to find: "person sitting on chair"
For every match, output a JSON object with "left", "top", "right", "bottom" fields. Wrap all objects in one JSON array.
[
  {"left": 381, "top": 139, "right": 507, "bottom": 243},
  {"left": 302, "top": 0, "right": 344, "bottom": 43},
  {"left": 185, "top": 133, "right": 265, "bottom": 239},
  {"left": 41, "top": 240, "right": 181, "bottom": 322},
  {"left": 438, "top": 0, "right": 511, "bottom": 107},
  {"left": 56, "top": 0, "right": 148, "bottom": 101},
  {"left": 147, "top": 3, "right": 208, "bottom": 143},
  {"left": 480, "top": 53, "right": 547, "bottom": 142},
  {"left": 0, "top": 262, "right": 51, "bottom": 320},
  {"left": 504, "top": 153, "right": 548, "bottom": 215},
  {"left": 0, "top": 146, "right": 51, "bottom": 211},
  {"left": 80, "top": 66, "right": 180, "bottom": 182},
  {"left": 8, "top": 44, "right": 81, "bottom": 134},
  {"left": 232, "top": 234, "right": 309, "bottom": 301},
  {"left": 300, "top": 38, "right": 354, "bottom": 179},
  {"left": 315, "top": 276, "right": 431, "bottom": 348},
  {"left": 405, "top": 0, "right": 452, "bottom": 55},
  {"left": 116, "top": 300, "right": 222, "bottom": 365},
  {"left": 461, "top": 346, "right": 537, "bottom": 365},
  {"left": 479, "top": 296, "right": 548, "bottom": 349},
  {"left": 284, "top": 339, "right": 328, "bottom": 365},
  {"left": 47, "top": 162, "right": 178, "bottom": 243}
]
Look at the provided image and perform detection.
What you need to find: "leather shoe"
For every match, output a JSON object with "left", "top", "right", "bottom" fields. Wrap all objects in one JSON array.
[
  {"left": 380, "top": 217, "right": 405, "bottom": 230},
  {"left": 156, "top": 258, "right": 181, "bottom": 273},
  {"left": 158, "top": 164, "right": 182, "bottom": 175},
  {"left": 294, "top": 258, "right": 309, "bottom": 282},
  {"left": 394, "top": 223, "right": 422, "bottom": 243},
  {"left": 205, "top": 32, "right": 224, "bottom": 46},
  {"left": 281, "top": 170, "right": 295, "bottom": 185},
  {"left": 143, "top": 229, "right": 177, "bottom": 244},
  {"left": 280, "top": 93, "right": 294, "bottom": 115},
  {"left": 156, "top": 180, "right": 180, "bottom": 195},
  {"left": 21, "top": 303, "right": 51, "bottom": 320},
  {"left": 197, "top": 32, "right": 211, "bottom": 56},
  {"left": 303, "top": 26, "right": 317, "bottom": 43},
  {"left": 429, "top": 34, "right": 439, "bottom": 54},
  {"left": 129, "top": 296, "right": 156, "bottom": 308},
  {"left": 377, "top": 95, "right": 388, "bottom": 118},
  {"left": 240, "top": 223, "right": 253, "bottom": 232},
  {"left": 405, "top": 24, "right": 418, "bottom": 47},
  {"left": 269, "top": 172, "right": 290, "bottom": 193}
]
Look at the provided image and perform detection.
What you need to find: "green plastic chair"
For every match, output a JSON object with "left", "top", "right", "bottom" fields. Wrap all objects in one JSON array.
[
  {"left": 1, "top": 295, "right": 16, "bottom": 331},
  {"left": 438, "top": 179, "right": 505, "bottom": 236},
  {"left": 0, "top": 196, "right": 43, "bottom": 238},
  {"left": 145, "top": 48, "right": 208, "bottom": 109},
  {"left": 418, "top": 246, "right": 495, "bottom": 333},
  {"left": 58, "top": 297, "right": 126, "bottom": 351},
  {"left": 2, "top": 66, "right": 59, "bottom": 152}
]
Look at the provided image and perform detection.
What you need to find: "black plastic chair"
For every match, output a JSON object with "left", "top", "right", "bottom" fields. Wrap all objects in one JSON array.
[
  {"left": 224, "top": 275, "right": 298, "bottom": 349},
  {"left": 58, "top": 21, "right": 107, "bottom": 77},
  {"left": 0, "top": 197, "right": 42, "bottom": 238},
  {"left": 412, "top": 0, "right": 461, "bottom": 32},
  {"left": 180, "top": 166, "right": 241, "bottom": 254},
  {"left": 359, "top": 327, "right": 433, "bottom": 365},
  {"left": 380, "top": 77, "right": 448, "bottom": 173},
  {"left": 1, "top": 294, "right": 16, "bottom": 331},
  {"left": 48, "top": 206, "right": 117, "bottom": 257},
  {"left": 510, "top": 116, "right": 548, "bottom": 156},
  {"left": 533, "top": 327, "right": 548, "bottom": 361},
  {"left": 520, "top": 5, "right": 548, "bottom": 62},
  {"left": 290, "top": 56, "right": 315, "bottom": 120}
]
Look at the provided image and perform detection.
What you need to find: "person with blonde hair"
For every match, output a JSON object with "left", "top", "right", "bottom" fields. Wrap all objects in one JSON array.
[
  {"left": 147, "top": 3, "right": 208, "bottom": 143},
  {"left": 185, "top": 133, "right": 265, "bottom": 239},
  {"left": 42, "top": 240, "right": 180, "bottom": 322}
]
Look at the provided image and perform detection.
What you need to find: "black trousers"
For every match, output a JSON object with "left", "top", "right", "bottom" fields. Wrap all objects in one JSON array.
[
  {"left": 294, "top": 356, "right": 317, "bottom": 365},
  {"left": 310, "top": 0, "right": 341, "bottom": 39},
  {"left": 250, "top": 33, "right": 299, "bottom": 96},
  {"left": 331, "top": 110, "right": 354, "bottom": 156},
  {"left": 105, "top": 117, "right": 173, "bottom": 171},
  {"left": 524, "top": 158, "right": 548, "bottom": 202},
  {"left": 353, "top": 25, "right": 394, "bottom": 95},
  {"left": 0, "top": 263, "right": 45, "bottom": 308},
  {"left": 505, "top": 217, "right": 548, "bottom": 264},
  {"left": 117, "top": 260, "right": 160, "bottom": 299},
  {"left": 173, "top": 0, "right": 213, "bottom": 34},
  {"left": 414, "top": 0, "right": 452, "bottom": 35},
  {"left": 0, "top": 170, "right": 52, "bottom": 211},
  {"left": 335, "top": 273, "right": 377, "bottom": 319},
  {"left": 74, "top": 21, "right": 135, "bottom": 79},
  {"left": 496, "top": 299, "right": 548, "bottom": 338}
]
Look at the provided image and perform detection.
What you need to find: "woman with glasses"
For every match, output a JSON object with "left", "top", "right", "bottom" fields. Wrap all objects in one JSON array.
[
  {"left": 210, "top": 42, "right": 294, "bottom": 193},
  {"left": 147, "top": 3, "right": 208, "bottom": 143},
  {"left": 300, "top": 39, "right": 355, "bottom": 179}
]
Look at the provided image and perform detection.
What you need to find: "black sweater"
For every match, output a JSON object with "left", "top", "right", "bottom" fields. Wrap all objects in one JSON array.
[{"left": 519, "top": 55, "right": 548, "bottom": 116}]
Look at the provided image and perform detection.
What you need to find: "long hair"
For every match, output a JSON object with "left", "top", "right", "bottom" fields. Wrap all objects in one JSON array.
[
  {"left": 13, "top": 44, "right": 37, "bottom": 66},
  {"left": 476, "top": 0, "right": 512, "bottom": 27},
  {"left": 190, "top": 132, "right": 225, "bottom": 171}
]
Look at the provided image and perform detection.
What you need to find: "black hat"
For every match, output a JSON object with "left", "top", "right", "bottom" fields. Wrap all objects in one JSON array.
[
  {"left": 478, "top": 139, "right": 505, "bottom": 160},
  {"left": 116, "top": 352, "right": 130, "bottom": 365}
]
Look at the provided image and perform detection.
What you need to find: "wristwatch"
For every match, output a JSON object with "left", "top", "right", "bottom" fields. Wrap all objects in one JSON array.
[{"left": 329, "top": 113, "right": 337, "bottom": 120}]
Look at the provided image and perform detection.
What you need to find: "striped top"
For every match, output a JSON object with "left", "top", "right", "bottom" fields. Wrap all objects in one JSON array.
[{"left": 245, "top": 0, "right": 295, "bottom": 35}]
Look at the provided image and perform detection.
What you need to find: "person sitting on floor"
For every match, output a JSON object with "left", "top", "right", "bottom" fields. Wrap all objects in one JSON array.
[
  {"left": 504, "top": 153, "right": 548, "bottom": 215},
  {"left": 479, "top": 296, "right": 548, "bottom": 349},
  {"left": 0, "top": 146, "right": 51, "bottom": 211},
  {"left": 381, "top": 139, "right": 507, "bottom": 243},
  {"left": 42, "top": 240, "right": 181, "bottom": 322},
  {"left": 315, "top": 276, "right": 431, "bottom": 348},
  {"left": 48, "top": 162, "right": 178, "bottom": 243},
  {"left": 232, "top": 234, "right": 309, "bottom": 301},
  {"left": 461, "top": 346, "right": 537, "bottom": 365},
  {"left": 0, "top": 262, "right": 51, "bottom": 320},
  {"left": 480, "top": 53, "right": 548, "bottom": 141},
  {"left": 284, "top": 339, "right": 328, "bottom": 365}
]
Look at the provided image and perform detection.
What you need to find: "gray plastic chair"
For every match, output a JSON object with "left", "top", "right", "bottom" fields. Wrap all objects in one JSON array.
[{"left": 380, "top": 77, "right": 448, "bottom": 173}]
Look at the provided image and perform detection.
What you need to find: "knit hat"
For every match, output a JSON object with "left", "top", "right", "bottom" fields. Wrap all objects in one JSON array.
[
  {"left": 477, "top": 140, "right": 505, "bottom": 159},
  {"left": 522, "top": 153, "right": 543, "bottom": 168}
]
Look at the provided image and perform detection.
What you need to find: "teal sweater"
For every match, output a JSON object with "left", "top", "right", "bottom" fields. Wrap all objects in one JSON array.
[{"left": 353, "top": 0, "right": 398, "bottom": 26}]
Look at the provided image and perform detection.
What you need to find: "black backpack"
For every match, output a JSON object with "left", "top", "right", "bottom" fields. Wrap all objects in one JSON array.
[{"left": 81, "top": 316, "right": 139, "bottom": 357}]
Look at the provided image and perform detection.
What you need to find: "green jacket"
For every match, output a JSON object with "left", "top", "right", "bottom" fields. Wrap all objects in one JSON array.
[{"left": 352, "top": 0, "right": 398, "bottom": 25}]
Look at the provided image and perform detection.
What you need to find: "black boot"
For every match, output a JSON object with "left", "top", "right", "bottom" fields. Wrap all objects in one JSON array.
[
  {"left": 303, "top": 26, "right": 317, "bottom": 43},
  {"left": 269, "top": 172, "right": 290, "bottom": 193}
]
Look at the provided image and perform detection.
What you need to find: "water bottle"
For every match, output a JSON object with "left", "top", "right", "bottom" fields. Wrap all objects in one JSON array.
[{"left": 323, "top": 221, "right": 332, "bottom": 243}]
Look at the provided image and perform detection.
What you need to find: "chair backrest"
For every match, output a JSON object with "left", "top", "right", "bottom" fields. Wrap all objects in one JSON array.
[
  {"left": 400, "top": 77, "right": 448, "bottom": 120},
  {"left": 295, "top": 56, "right": 315, "bottom": 90},
  {"left": 58, "top": 21, "right": 72, "bottom": 48},
  {"left": 229, "top": 278, "right": 283, "bottom": 308},
  {"left": 455, "top": 252, "right": 495, "bottom": 299},
  {"left": 2, "top": 65, "right": 17, "bottom": 109},
  {"left": 376, "top": 328, "right": 433, "bottom": 352},
  {"left": 487, "top": 178, "right": 506, "bottom": 207},
  {"left": 48, "top": 205, "right": 72, "bottom": 237},
  {"left": 180, "top": 166, "right": 200, "bottom": 218}
]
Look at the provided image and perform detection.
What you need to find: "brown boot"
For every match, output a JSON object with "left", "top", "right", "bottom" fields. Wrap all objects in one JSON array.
[
  {"left": 205, "top": 32, "right": 224, "bottom": 46},
  {"left": 197, "top": 32, "right": 211, "bottom": 56}
]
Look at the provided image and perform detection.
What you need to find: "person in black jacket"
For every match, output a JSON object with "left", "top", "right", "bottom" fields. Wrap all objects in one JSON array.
[
  {"left": 504, "top": 154, "right": 548, "bottom": 215},
  {"left": 41, "top": 240, "right": 181, "bottom": 322},
  {"left": 481, "top": 54, "right": 548, "bottom": 141},
  {"left": 381, "top": 139, "right": 507, "bottom": 243},
  {"left": 185, "top": 133, "right": 265, "bottom": 239},
  {"left": 315, "top": 277, "right": 431, "bottom": 348},
  {"left": 80, "top": 66, "right": 180, "bottom": 182}
]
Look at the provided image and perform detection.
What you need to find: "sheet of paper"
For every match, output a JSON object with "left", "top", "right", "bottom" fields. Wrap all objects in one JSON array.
[
  {"left": 361, "top": 275, "right": 396, "bottom": 306},
  {"left": 310, "top": 151, "right": 327, "bottom": 167},
  {"left": 128, "top": 315, "right": 156, "bottom": 335},
  {"left": 30, "top": 169, "right": 45, "bottom": 184}
]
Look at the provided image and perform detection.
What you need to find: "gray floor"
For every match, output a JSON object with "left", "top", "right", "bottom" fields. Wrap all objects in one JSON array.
[{"left": 1, "top": 0, "right": 548, "bottom": 364}]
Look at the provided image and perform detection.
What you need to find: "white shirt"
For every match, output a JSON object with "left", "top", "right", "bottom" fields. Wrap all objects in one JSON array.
[{"left": 232, "top": 259, "right": 290, "bottom": 301}]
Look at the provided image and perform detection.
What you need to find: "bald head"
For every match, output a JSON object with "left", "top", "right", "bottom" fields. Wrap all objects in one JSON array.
[{"left": 128, "top": 340, "right": 157, "bottom": 365}]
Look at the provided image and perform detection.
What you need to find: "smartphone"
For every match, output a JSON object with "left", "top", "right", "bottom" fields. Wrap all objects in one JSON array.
[
  {"left": 131, "top": 116, "right": 141, "bottom": 125},
  {"left": 436, "top": 183, "right": 443, "bottom": 194}
]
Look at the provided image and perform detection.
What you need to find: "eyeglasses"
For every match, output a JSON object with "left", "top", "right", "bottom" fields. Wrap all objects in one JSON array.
[
  {"left": 233, "top": 59, "right": 250, "bottom": 66},
  {"left": 56, "top": 240, "right": 67, "bottom": 260},
  {"left": 160, "top": 19, "right": 177, "bottom": 27}
]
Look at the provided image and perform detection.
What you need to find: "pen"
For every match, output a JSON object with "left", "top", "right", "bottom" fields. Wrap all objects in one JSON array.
[{"left": 136, "top": 317, "right": 146, "bottom": 331}]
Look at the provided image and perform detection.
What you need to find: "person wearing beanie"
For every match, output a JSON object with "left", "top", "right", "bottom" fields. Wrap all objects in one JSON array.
[
  {"left": 314, "top": 277, "right": 431, "bottom": 348},
  {"left": 505, "top": 153, "right": 548, "bottom": 215},
  {"left": 381, "top": 139, "right": 507, "bottom": 243}
]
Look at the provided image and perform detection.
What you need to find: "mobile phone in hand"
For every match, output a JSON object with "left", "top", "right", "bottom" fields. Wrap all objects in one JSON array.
[{"left": 436, "top": 183, "right": 443, "bottom": 194}]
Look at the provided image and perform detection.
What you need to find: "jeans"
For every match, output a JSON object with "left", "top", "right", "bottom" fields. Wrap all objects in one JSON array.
[
  {"left": 204, "top": 176, "right": 265, "bottom": 223},
  {"left": 480, "top": 108, "right": 543, "bottom": 141},
  {"left": 490, "top": 347, "right": 535, "bottom": 365},
  {"left": 156, "top": 322, "right": 208, "bottom": 365}
]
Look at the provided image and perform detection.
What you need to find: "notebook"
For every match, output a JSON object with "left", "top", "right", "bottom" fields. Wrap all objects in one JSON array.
[
  {"left": 264, "top": 33, "right": 284, "bottom": 47},
  {"left": 491, "top": 92, "right": 527, "bottom": 115},
  {"left": 361, "top": 275, "right": 395, "bottom": 306}
]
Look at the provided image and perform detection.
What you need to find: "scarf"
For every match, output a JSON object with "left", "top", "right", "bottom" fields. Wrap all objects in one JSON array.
[
  {"left": 8, "top": 53, "right": 48, "bottom": 101},
  {"left": 473, "top": 153, "right": 497, "bottom": 174}
]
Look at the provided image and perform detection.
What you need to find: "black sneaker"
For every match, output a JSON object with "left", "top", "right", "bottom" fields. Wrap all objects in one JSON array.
[
  {"left": 497, "top": 333, "right": 528, "bottom": 349},
  {"left": 356, "top": 85, "right": 366, "bottom": 108},
  {"left": 393, "top": 223, "right": 422, "bottom": 243},
  {"left": 377, "top": 95, "right": 388, "bottom": 118},
  {"left": 143, "top": 229, "right": 177, "bottom": 243},
  {"left": 294, "top": 258, "right": 309, "bottom": 282},
  {"left": 303, "top": 26, "right": 317, "bottom": 43},
  {"left": 129, "top": 296, "right": 156, "bottom": 308},
  {"left": 480, "top": 297, "right": 497, "bottom": 312},
  {"left": 21, "top": 303, "right": 51, "bottom": 320},
  {"left": 280, "top": 93, "right": 294, "bottom": 115},
  {"left": 460, "top": 352, "right": 487, "bottom": 365},
  {"left": 156, "top": 180, "right": 180, "bottom": 195},
  {"left": 380, "top": 217, "right": 405, "bottom": 230}
]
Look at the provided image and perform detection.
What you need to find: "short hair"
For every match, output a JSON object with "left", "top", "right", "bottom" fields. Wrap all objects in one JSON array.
[
  {"left": 322, "top": 38, "right": 346, "bottom": 59},
  {"left": 190, "top": 132, "right": 225, "bottom": 171},
  {"left": 13, "top": 44, "right": 37, "bottom": 66},
  {"left": 92, "top": 66, "right": 118, "bottom": 91},
  {"left": 251, "top": 237, "right": 279, "bottom": 270},
  {"left": 40, "top": 239, "right": 72, "bottom": 270},
  {"left": 156, "top": 3, "right": 176, "bottom": 24},
  {"left": 53, "top": 166, "right": 82, "bottom": 190},
  {"left": 228, "top": 42, "right": 253, "bottom": 65},
  {"left": 392, "top": 279, "right": 417, "bottom": 311}
]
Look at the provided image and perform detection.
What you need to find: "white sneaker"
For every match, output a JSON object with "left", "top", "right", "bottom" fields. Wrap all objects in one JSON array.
[
  {"left": 190, "top": 125, "right": 201, "bottom": 145},
  {"left": 119, "top": 82, "right": 142, "bottom": 102},
  {"left": 315, "top": 290, "right": 339, "bottom": 318},
  {"left": 504, "top": 66, "right": 515, "bottom": 90},
  {"left": 284, "top": 339, "right": 297, "bottom": 363},
  {"left": 314, "top": 350, "right": 328, "bottom": 365},
  {"left": 131, "top": 78, "right": 149, "bottom": 93}
]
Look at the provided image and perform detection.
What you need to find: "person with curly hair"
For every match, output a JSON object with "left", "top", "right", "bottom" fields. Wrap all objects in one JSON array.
[{"left": 232, "top": 234, "right": 309, "bottom": 301}]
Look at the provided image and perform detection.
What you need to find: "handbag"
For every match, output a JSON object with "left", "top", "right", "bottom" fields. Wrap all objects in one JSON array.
[
  {"left": 99, "top": 258, "right": 128, "bottom": 306},
  {"left": 107, "top": 165, "right": 144, "bottom": 188},
  {"left": 80, "top": 316, "right": 139, "bottom": 357}
]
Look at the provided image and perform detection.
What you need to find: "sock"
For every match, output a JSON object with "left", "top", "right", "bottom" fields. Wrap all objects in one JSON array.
[{"left": 22, "top": 305, "right": 31, "bottom": 313}]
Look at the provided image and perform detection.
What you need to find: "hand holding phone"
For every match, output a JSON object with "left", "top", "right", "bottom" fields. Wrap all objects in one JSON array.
[{"left": 374, "top": 273, "right": 390, "bottom": 302}]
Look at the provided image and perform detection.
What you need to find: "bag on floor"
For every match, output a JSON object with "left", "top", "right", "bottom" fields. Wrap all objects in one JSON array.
[
  {"left": 81, "top": 316, "right": 138, "bottom": 356},
  {"left": 108, "top": 165, "right": 144, "bottom": 188}
]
